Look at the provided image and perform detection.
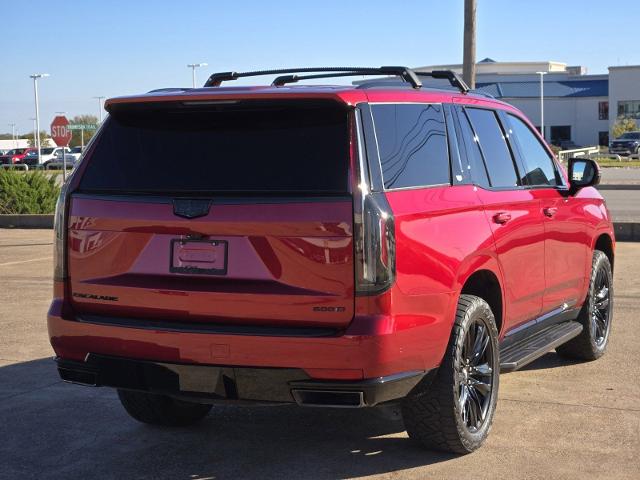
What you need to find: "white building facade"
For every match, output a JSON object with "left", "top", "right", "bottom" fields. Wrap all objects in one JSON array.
[
  {"left": 608, "top": 65, "right": 640, "bottom": 133},
  {"left": 413, "top": 59, "right": 640, "bottom": 147},
  {"left": 0, "top": 139, "right": 30, "bottom": 150}
]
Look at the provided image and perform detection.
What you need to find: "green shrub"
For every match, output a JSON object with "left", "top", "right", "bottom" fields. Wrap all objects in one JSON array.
[{"left": 0, "top": 170, "right": 61, "bottom": 214}]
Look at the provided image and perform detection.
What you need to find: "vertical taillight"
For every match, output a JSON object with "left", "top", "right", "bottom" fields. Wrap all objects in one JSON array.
[
  {"left": 53, "top": 182, "right": 69, "bottom": 282},
  {"left": 352, "top": 110, "right": 396, "bottom": 296}
]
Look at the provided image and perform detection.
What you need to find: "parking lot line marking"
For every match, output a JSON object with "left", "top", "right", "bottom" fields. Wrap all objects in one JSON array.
[
  {"left": 0, "top": 243, "right": 53, "bottom": 248},
  {"left": 0, "top": 256, "right": 52, "bottom": 267}
]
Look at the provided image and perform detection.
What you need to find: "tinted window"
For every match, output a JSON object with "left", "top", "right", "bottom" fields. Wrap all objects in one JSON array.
[
  {"left": 444, "top": 106, "right": 471, "bottom": 185},
  {"left": 79, "top": 103, "right": 349, "bottom": 194},
  {"left": 465, "top": 108, "right": 518, "bottom": 188},
  {"left": 454, "top": 106, "right": 490, "bottom": 188},
  {"left": 507, "top": 114, "right": 559, "bottom": 186},
  {"left": 620, "top": 132, "right": 640, "bottom": 139},
  {"left": 371, "top": 104, "right": 449, "bottom": 189}
]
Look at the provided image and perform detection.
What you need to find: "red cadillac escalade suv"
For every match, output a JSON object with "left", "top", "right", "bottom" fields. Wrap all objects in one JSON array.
[{"left": 48, "top": 67, "right": 614, "bottom": 453}]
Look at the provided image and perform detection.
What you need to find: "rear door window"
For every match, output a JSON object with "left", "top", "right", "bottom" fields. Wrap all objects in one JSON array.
[
  {"left": 506, "top": 114, "right": 560, "bottom": 186},
  {"left": 453, "top": 106, "right": 490, "bottom": 188},
  {"left": 465, "top": 108, "right": 519, "bottom": 188},
  {"left": 79, "top": 102, "right": 350, "bottom": 194},
  {"left": 371, "top": 103, "right": 450, "bottom": 189}
]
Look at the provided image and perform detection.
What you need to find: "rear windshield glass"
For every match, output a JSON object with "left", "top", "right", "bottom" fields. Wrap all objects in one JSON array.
[{"left": 79, "top": 102, "right": 350, "bottom": 194}]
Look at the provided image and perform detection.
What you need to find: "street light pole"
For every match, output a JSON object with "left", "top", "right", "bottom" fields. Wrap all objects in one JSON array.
[
  {"left": 29, "top": 73, "right": 49, "bottom": 163},
  {"left": 187, "top": 63, "right": 208, "bottom": 88},
  {"left": 535, "top": 71, "right": 547, "bottom": 140},
  {"left": 8, "top": 123, "right": 16, "bottom": 148},
  {"left": 30, "top": 118, "right": 36, "bottom": 142},
  {"left": 93, "top": 96, "right": 105, "bottom": 123}
]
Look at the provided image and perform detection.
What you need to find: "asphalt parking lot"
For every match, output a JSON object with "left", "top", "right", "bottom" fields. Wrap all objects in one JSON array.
[{"left": 1, "top": 229, "right": 639, "bottom": 480}]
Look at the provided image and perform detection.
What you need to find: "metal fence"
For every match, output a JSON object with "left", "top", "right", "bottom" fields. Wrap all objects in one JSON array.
[
  {"left": 557, "top": 146, "right": 640, "bottom": 163},
  {"left": 557, "top": 146, "right": 600, "bottom": 163}
]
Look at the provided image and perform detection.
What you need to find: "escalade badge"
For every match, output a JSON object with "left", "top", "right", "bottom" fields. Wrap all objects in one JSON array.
[{"left": 173, "top": 199, "right": 212, "bottom": 219}]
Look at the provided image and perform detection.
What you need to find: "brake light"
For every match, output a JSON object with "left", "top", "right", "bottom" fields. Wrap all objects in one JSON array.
[
  {"left": 53, "top": 182, "right": 69, "bottom": 281},
  {"left": 354, "top": 191, "right": 395, "bottom": 295},
  {"left": 352, "top": 112, "right": 395, "bottom": 296}
]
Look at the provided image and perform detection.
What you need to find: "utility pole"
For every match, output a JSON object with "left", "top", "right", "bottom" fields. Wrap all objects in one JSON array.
[{"left": 462, "top": 0, "right": 477, "bottom": 89}]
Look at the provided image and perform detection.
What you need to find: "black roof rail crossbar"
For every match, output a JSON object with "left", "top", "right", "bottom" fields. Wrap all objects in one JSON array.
[
  {"left": 203, "top": 66, "right": 470, "bottom": 93},
  {"left": 271, "top": 69, "right": 423, "bottom": 87},
  {"left": 204, "top": 66, "right": 423, "bottom": 89},
  {"left": 414, "top": 70, "right": 470, "bottom": 93}
]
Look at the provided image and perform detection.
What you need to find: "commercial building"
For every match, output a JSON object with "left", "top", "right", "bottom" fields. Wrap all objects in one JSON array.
[
  {"left": 376, "top": 59, "right": 640, "bottom": 148},
  {"left": 0, "top": 139, "right": 30, "bottom": 150}
]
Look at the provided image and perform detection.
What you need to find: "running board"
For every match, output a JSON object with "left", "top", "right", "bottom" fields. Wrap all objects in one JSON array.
[{"left": 500, "top": 321, "right": 583, "bottom": 372}]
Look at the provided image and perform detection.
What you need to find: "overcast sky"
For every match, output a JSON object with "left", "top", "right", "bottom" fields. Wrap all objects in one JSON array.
[{"left": 2, "top": 0, "right": 639, "bottom": 134}]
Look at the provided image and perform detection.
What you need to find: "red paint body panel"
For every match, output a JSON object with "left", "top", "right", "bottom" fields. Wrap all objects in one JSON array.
[
  {"left": 67, "top": 196, "right": 355, "bottom": 327},
  {"left": 48, "top": 84, "right": 615, "bottom": 384},
  {"left": 474, "top": 187, "right": 546, "bottom": 327}
]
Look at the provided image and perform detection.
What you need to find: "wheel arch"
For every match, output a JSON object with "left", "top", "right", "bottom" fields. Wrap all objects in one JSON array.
[
  {"left": 594, "top": 233, "right": 614, "bottom": 271},
  {"left": 459, "top": 269, "right": 504, "bottom": 336}
]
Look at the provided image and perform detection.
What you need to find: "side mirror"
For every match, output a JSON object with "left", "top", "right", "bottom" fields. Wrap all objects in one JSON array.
[{"left": 568, "top": 157, "right": 600, "bottom": 194}]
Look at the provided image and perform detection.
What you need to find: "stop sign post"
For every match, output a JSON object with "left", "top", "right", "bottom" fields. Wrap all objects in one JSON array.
[{"left": 50, "top": 116, "right": 72, "bottom": 180}]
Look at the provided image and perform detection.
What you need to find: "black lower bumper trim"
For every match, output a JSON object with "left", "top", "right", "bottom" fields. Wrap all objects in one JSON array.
[
  {"left": 56, "top": 355, "right": 431, "bottom": 407},
  {"left": 76, "top": 314, "right": 340, "bottom": 338}
]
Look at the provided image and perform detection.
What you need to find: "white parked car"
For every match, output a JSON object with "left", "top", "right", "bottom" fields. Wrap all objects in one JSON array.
[
  {"left": 41, "top": 147, "right": 81, "bottom": 167},
  {"left": 40, "top": 147, "right": 71, "bottom": 164}
]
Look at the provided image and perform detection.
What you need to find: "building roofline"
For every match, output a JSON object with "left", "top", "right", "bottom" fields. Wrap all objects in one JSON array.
[
  {"left": 608, "top": 65, "right": 640, "bottom": 70},
  {"left": 415, "top": 60, "right": 567, "bottom": 71}
]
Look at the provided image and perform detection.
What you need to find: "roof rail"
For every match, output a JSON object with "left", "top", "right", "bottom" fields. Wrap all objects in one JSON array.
[
  {"left": 414, "top": 70, "right": 470, "bottom": 94},
  {"left": 202, "top": 66, "right": 470, "bottom": 93},
  {"left": 204, "top": 66, "right": 422, "bottom": 89}
]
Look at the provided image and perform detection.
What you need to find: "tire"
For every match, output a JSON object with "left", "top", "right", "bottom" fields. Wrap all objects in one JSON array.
[
  {"left": 556, "top": 250, "right": 613, "bottom": 361},
  {"left": 402, "top": 294, "right": 500, "bottom": 454},
  {"left": 117, "top": 389, "right": 212, "bottom": 427}
]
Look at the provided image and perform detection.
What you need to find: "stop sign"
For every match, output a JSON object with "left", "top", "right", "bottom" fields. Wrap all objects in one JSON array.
[{"left": 50, "top": 116, "right": 72, "bottom": 147}]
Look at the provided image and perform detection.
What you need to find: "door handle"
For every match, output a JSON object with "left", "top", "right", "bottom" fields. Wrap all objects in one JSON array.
[
  {"left": 493, "top": 212, "right": 512, "bottom": 224},
  {"left": 543, "top": 207, "right": 558, "bottom": 217}
]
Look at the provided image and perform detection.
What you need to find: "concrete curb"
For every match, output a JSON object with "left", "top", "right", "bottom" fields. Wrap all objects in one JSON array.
[
  {"left": 0, "top": 214, "right": 54, "bottom": 229},
  {"left": 598, "top": 184, "right": 640, "bottom": 190},
  {"left": 613, "top": 222, "right": 640, "bottom": 242}
]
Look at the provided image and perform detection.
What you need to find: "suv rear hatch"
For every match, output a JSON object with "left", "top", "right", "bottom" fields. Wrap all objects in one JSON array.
[{"left": 67, "top": 99, "right": 355, "bottom": 329}]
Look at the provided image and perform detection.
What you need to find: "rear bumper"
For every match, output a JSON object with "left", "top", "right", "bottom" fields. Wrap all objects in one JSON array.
[
  {"left": 56, "top": 354, "right": 431, "bottom": 407},
  {"left": 48, "top": 297, "right": 450, "bottom": 382}
]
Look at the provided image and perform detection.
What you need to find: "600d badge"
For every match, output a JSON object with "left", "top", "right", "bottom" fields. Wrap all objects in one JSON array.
[{"left": 312, "top": 306, "right": 346, "bottom": 312}]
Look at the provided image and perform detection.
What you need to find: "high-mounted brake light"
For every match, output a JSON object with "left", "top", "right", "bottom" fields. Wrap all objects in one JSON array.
[{"left": 352, "top": 112, "right": 396, "bottom": 296}]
